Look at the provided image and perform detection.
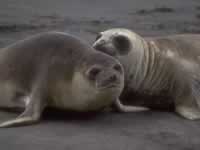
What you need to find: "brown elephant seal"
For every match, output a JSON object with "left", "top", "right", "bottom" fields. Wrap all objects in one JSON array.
[
  {"left": 0, "top": 31, "right": 126, "bottom": 127},
  {"left": 93, "top": 28, "right": 200, "bottom": 120}
]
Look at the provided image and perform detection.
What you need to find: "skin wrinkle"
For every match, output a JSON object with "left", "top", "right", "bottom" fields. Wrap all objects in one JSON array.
[
  {"left": 141, "top": 38, "right": 149, "bottom": 84},
  {"left": 152, "top": 52, "right": 164, "bottom": 92},
  {"left": 134, "top": 38, "right": 146, "bottom": 90},
  {"left": 147, "top": 41, "right": 162, "bottom": 92},
  {"left": 127, "top": 33, "right": 145, "bottom": 91},
  {"left": 93, "top": 29, "right": 178, "bottom": 109},
  {"left": 137, "top": 38, "right": 150, "bottom": 91},
  {"left": 96, "top": 29, "right": 173, "bottom": 94},
  {"left": 154, "top": 49, "right": 174, "bottom": 94},
  {"left": 144, "top": 40, "right": 171, "bottom": 94},
  {"left": 145, "top": 41, "right": 157, "bottom": 91},
  {"left": 93, "top": 29, "right": 200, "bottom": 119},
  {"left": 126, "top": 34, "right": 173, "bottom": 95}
]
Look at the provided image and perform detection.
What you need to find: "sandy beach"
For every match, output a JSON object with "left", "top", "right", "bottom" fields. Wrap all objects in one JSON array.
[{"left": 0, "top": 0, "right": 200, "bottom": 150}]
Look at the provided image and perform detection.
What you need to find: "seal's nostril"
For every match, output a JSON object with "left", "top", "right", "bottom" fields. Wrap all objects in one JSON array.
[
  {"left": 95, "top": 33, "right": 102, "bottom": 41},
  {"left": 113, "top": 64, "right": 123, "bottom": 74},
  {"left": 93, "top": 43, "right": 101, "bottom": 50},
  {"left": 88, "top": 66, "right": 102, "bottom": 80},
  {"left": 109, "top": 74, "right": 117, "bottom": 83}
]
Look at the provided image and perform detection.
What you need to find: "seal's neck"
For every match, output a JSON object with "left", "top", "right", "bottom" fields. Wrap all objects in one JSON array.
[
  {"left": 128, "top": 37, "right": 151, "bottom": 90},
  {"left": 122, "top": 35, "right": 148, "bottom": 90},
  {"left": 125, "top": 36, "right": 173, "bottom": 94}
]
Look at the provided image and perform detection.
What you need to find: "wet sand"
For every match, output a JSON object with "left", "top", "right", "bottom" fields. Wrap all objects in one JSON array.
[
  {"left": 1, "top": 0, "right": 200, "bottom": 46},
  {"left": 0, "top": 0, "right": 200, "bottom": 150}
]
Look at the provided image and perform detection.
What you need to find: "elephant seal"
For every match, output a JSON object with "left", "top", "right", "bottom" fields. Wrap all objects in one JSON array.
[
  {"left": 0, "top": 31, "right": 125, "bottom": 127},
  {"left": 93, "top": 28, "right": 200, "bottom": 120}
]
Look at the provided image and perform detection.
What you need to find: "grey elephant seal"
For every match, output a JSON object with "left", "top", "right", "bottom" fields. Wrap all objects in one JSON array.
[
  {"left": 0, "top": 31, "right": 125, "bottom": 127},
  {"left": 93, "top": 28, "right": 200, "bottom": 120}
]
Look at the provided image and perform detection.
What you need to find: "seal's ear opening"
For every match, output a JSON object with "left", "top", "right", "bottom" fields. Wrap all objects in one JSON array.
[{"left": 113, "top": 35, "right": 131, "bottom": 55}]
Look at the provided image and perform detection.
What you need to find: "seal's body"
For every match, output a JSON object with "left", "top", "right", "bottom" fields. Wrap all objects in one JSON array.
[
  {"left": 0, "top": 31, "right": 125, "bottom": 127},
  {"left": 93, "top": 28, "right": 200, "bottom": 120}
]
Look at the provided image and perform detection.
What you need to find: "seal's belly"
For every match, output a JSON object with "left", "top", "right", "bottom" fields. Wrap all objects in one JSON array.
[
  {"left": 49, "top": 81, "right": 102, "bottom": 112},
  {"left": 48, "top": 80, "right": 80, "bottom": 110},
  {"left": 50, "top": 86, "right": 89, "bottom": 111},
  {"left": 50, "top": 91, "right": 110, "bottom": 112}
]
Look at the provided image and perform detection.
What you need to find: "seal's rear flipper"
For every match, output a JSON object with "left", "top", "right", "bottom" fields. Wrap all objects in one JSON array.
[
  {"left": 113, "top": 99, "right": 149, "bottom": 112},
  {"left": 176, "top": 105, "right": 200, "bottom": 120}
]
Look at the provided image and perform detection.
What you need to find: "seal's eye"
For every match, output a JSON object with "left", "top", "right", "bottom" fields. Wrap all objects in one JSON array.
[
  {"left": 113, "top": 64, "right": 123, "bottom": 74},
  {"left": 95, "top": 33, "right": 102, "bottom": 41},
  {"left": 87, "top": 66, "right": 102, "bottom": 81},
  {"left": 113, "top": 35, "right": 130, "bottom": 55}
]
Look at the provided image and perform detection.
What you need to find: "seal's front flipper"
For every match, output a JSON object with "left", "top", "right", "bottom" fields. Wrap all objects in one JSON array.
[
  {"left": 0, "top": 116, "right": 40, "bottom": 128},
  {"left": 175, "top": 80, "right": 200, "bottom": 120},
  {"left": 0, "top": 97, "right": 42, "bottom": 127},
  {"left": 176, "top": 75, "right": 200, "bottom": 120},
  {"left": 113, "top": 98, "right": 149, "bottom": 112},
  {"left": 0, "top": 89, "right": 46, "bottom": 127},
  {"left": 171, "top": 58, "right": 200, "bottom": 120},
  {"left": 176, "top": 105, "right": 200, "bottom": 120},
  {"left": 191, "top": 75, "right": 200, "bottom": 107},
  {"left": 176, "top": 72, "right": 200, "bottom": 120}
]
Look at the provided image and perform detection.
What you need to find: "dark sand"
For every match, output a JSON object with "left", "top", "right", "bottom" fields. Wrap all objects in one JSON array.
[{"left": 0, "top": 0, "right": 200, "bottom": 149}]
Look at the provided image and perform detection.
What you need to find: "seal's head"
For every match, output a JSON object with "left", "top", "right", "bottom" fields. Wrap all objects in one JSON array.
[
  {"left": 93, "top": 28, "right": 140, "bottom": 57},
  {"left": 71, "top": 51, "right": 124, "bottom": 111},
  {"left": 93, "top": 28, "right": 145, "bottom": 82}
]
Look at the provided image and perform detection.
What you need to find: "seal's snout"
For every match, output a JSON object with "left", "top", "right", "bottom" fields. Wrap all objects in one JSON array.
[
  {"left": 87, "top": 63, "right": 123, "bottom": 80},
  {"left": 100, "top": 73, "right": 118, "bottom": 88},
  {"left": 93, "top": 41, "right": 102, "bottom": 49},
  {"left": 93, "top": 42, "right": 105, "bottom": 52},
  {"left": 93, "top": 40, "right": 117, "bottom": 56}
]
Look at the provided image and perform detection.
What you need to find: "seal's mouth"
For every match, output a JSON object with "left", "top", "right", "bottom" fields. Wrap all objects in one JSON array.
[
  {"left": 97, "top": 83, "right": 121, "bottom": 90},
  {"left": 93, "top": 43, "right": 116, "bottom": 56}
]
